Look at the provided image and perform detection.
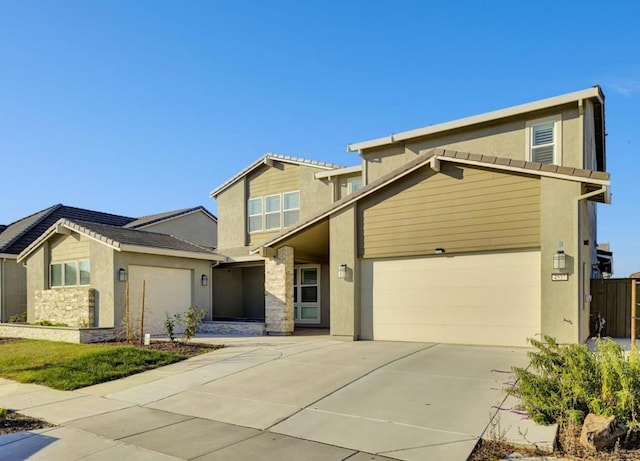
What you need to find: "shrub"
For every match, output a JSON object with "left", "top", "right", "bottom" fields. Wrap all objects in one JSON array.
[
  {"left": 164, "top": 313, "right": 180, "bottom": 346},
  {"left": 8, "top": 312, "right": 27, "bottom": 323},
  {"left": 32, "top": 320, "right": 68, "bottom": 327},
  {"left": 0, "top": 407, "right": 6, "bottom": 423},
  {"left": 509, "top": 336, "right": 640, "bottom": 431},
  {"left": 182, "top": 306, "right": 206, "bottom": 343}
]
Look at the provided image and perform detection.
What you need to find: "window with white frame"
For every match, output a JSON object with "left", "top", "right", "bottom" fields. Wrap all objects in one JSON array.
[
  {"left": 50, "top": 260, "right": 90, "bottom": 287},
  {"left": 248, "top": 191, "right": 300, "bottom": 232},
  {"left": 526, "top": 115, "right": 562, "bottom": 165},
  {"left": 283, "top": 191, "right": 300, "bottom": 227},
  {"left": 348, "top": 177, "right": 363, "bottom": 194},
  {"left": 248, "top": 197, "right": 263, "bottom": 232},
  {"left": 264, "top": 194, "right": 281, "bottom": 230}
]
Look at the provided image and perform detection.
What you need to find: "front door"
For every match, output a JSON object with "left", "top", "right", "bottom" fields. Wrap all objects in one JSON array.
[{"left": 294, "top": 265, "right": 320, "bottom": 324}]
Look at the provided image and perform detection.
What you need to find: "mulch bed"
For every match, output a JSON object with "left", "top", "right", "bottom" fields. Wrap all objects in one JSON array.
[
  {"left": 1, "top": 411, "right": 54, "bottom": 435},
  {"left": 469, "top": 425, "right": 640, "bottom": 460}
]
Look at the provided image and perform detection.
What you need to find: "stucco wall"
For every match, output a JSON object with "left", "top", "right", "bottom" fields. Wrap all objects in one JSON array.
[
  {"left": 141, "top": 212, "right": 218, "bottom": 248},
  {"left": 335, "top": 171, "right": 363, "bottom": 201},
  {"left": 113, "top": 252, "right": 212, "bottom": 328},
  {"left": 540, "top": 177, "right": 581, "bottom": 343},
  {"left": 362, "top": 104, "right": 583, "bottom": 183},
  {"left": 2, "top": 258, "right": 26, "bottom": 321},
  {"left": 212, "top": 266, "right": 244, "bottom": 318},
  {"left": 25, "top": 243, "right": 48, "bottom": 323},
  {"left": 89, "top": 239, "right": 115, "bottom": 327},
  {"left": 329, "top": 205, "right": 359, "bottom": 339}
]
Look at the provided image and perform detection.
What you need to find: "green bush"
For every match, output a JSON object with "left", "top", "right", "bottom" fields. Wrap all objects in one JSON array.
[
  {"left": 8, "top": 311, "right": 27, "bottom": 323},
  {"left": 509, "top": 336, "right": 640, "bottom": 430},
  {"left": 32, "top": 320, "right": 68, "bottom": 327},
  {"left": 0, "top": 407, "right": 6, "bottom": 423},
  {"left": 182, "top": 305, "right": 206, "bottom": 343}
]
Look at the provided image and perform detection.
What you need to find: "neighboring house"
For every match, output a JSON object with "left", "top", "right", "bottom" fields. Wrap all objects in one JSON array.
[
  {"left": 0, "top": 204, "right": 218, "bottom": 330},
  {"left": 0, "top": 204, "right": 135, "bottom": 322},
  {"left": 16, "top": 219, "right": 223, "bottom": 334},
  {"left": 124, "top": 206, "right": 218, "bottom": 249},
  {"left": 209, "top": 153, "right": 362, "bottom": 329},
  {"left": 215, "top": 86, "right": 610, "bottom": 346}
]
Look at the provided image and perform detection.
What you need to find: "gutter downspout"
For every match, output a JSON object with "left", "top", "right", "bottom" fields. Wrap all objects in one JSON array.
[
  {"left": 0, "top": 258, "right": 4, "bottom": 322},
  {"left": 575, "top": 186, "right": 609, "bottom": 342}
]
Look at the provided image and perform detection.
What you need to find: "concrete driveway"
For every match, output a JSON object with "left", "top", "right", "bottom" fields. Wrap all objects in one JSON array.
[{"left": 0, "top": 335, "right": 555, "bottom": 460}]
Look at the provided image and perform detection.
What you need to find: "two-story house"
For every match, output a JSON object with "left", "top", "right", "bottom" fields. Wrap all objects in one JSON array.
[
  {"left": 211, "top": 87, "right": 609, "bottom": 346},
  {"left": 209, "top": 154, "right": 362, "bottom": 333}
]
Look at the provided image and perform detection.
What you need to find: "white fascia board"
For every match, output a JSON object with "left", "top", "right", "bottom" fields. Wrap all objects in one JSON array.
[
  {"left": 119, "top": 244, "right": 225, "bottom": 261},
  {"left": 0, "top": 253, "right": 17, "bottom": 259},
  {"left": 347, "top": 87, "right": 603, "bottom": 152},
  {"left": 221, "top": 254, "right": 265, "bottom": 263},
  {"left": 314, "top": 165, "right": 362, "bottom": 179}
]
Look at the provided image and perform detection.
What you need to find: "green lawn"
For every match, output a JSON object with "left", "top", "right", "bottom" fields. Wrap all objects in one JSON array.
[{"left": 0, "top": 339, "right": 189, "bottom": 390}]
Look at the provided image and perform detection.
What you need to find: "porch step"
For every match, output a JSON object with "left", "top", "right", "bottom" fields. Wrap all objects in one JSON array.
[{"left": 199, "top": 321, "right": 266, "bottom": 336}]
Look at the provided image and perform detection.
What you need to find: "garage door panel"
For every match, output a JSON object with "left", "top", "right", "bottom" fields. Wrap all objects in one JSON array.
[
  {"left": 368, "top": 251, "right": 541, "bottom": 347},
  {"left": 128, "top": 265, "right": 192, "bottom": 335}
]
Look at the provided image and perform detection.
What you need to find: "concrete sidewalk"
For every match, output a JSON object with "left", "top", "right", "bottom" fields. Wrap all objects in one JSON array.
[{"left": 0, "top": 335, "right": 557, "bottom": 460}]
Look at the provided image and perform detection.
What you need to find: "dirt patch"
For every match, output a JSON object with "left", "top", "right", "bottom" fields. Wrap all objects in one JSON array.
[
  {"left": 1, "top": 411, "right": 54, "bottom": 435},
  {"left": 468, "top": 425, "right": 640, "bottom": 460},
  {"left": 102, "top": 339, "right": 224, "bottom": 356}
]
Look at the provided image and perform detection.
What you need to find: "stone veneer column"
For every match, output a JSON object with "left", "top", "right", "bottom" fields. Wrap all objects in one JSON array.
[{"left": 264, "top": 246, "right": 294, "bottom": 335}]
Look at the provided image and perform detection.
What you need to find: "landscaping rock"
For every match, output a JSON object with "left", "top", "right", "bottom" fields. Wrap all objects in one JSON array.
[{"left": 579, "top": 413, "right": 626, "bottom": 451}]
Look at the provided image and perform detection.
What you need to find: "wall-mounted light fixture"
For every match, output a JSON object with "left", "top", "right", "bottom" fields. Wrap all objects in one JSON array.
[
  {"left": 118, "top": 268, "right": 127, "bottom": 282},
  {"left": 553, "top": 251, "right": 566, "bottom": 270},
  {"left": 338, "top": 264, "right": 347, "bottom": 279},
  {"left": 201, "top": 274, "right": 209, "bottom": 286},
  {"left": 553, "top": 241, "right": 566, "bottom": 270},
  {"left": 435, "top": 248, "right": 446, "bottom": 254}
]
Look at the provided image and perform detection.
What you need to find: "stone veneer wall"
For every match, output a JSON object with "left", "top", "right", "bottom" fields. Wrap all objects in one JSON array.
[
  {"left": 264, "top": 246, "right": 294, "bottom": 335},
  {"left": 199, "top": 321, "right": 266, "bottom": 336},
  {"left": 0, "top": 324, "right": 115, "bottom": 343},
  {"left": 34, "top": 288, "right": 95, "bottom": 327}
]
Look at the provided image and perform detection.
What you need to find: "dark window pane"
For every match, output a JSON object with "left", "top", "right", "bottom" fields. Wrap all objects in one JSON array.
[{"left": 301, "top": 286, "right": 317, "bottom": 303}]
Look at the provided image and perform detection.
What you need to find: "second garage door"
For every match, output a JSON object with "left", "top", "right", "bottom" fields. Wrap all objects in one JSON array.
[
  {"left": 128, "top": 265, "right": 192, "bottom": 335},
  {"left": 361, "top": 251, "right": 541, "bottom": 347}
]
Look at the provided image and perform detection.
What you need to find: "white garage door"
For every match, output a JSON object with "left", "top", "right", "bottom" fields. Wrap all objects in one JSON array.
[
  {"left": 362, "top": 251, "right": 541, "bottom": 347},
  {"left": 128, "top": 266, "right": 192, "bottom": 335}
]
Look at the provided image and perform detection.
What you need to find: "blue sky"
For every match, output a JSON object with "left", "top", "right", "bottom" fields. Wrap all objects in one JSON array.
[{"left": 1, "top": 1, "right": 639, "bottom": 275}]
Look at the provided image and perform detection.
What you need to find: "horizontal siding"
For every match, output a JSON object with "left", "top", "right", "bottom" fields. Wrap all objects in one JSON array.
[
  {"left": 248, "top": 230, "right": 281, "bottom": 246},
  {"left": 50, "top": 234, "right": 90, "bottom": 262},
  {"left": 248, "top": 162, "right": 300, "bottom": 198},
  {"left": 359, "top": 165, "right": 540, "bottom": 258}
]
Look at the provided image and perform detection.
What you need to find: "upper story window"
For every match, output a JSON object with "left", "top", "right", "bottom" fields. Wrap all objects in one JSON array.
[
  {"left": 50, "top": 260, "right": 90, "bottom": 288},
  {"left": 526, "top": 115, "right": 562, "bottom": 165},
  {"left": 348, "top": 178, "right": 363, "bottom": 194},
  {"left": 248, "top": 191, "right": 300, "bottom": 233}
]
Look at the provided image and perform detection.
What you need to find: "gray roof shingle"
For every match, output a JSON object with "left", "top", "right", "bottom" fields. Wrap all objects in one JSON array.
[
  {"left": 0, "top": 205, "right": 135, "bottom": 255},
  {"left": 125, "top": 206, "right": 217, "bottom": 229}
]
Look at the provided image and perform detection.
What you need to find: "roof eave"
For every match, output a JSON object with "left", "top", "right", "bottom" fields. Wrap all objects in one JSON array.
[
  {"left": 119, "top": 244, "right": 224, "bottom": 261},
  {"left": 347, "top": 86, "right": 604, "bottom": 153}
]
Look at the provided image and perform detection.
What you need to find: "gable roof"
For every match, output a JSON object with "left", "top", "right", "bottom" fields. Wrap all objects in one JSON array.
[
  {"left": 125, "top": 206, "right": 217, "bottom": 229},
  {"left": 252, "top": 148, "right": 611, "bottom": 253},
  {"left": 17, "top": 219, "right": 223, "bottom": 263},
  {"left": 210, "top": 153, "right": 345, "bottom": 198},
  {"left": 0, "top": 204, "right": 135, "bottom": 256},
  {"left": 347, "top": 86, "right": 605, "bottom": 153}
]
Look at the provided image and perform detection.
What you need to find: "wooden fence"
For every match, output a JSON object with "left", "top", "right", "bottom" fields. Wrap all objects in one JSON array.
[{"left": 590, "top": 278, "right": 637, "bottom": 338}]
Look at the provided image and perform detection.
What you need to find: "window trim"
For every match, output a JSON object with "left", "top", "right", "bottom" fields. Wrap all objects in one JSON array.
[
  {"left": 50, "top": 259, "right": 90, "bottom": 288},
  {"left": 247, "top": 197, "right": 264, "bottom": 233},
  {"left": 248, "top": 190, "right": 300, "bottom": 234},
  {"left": 347, "top": 177, "right": 363, "bottom": 194},
  {"left": 526, "top": 114, "right": 562, "bottom": 165},
  {"left": 264, "top": 194, "right": 282, "bottom": 231}
]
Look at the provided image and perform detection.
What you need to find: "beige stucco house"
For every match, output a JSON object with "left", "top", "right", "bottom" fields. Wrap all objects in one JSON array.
[
  {"left": 17, "top": 219, "right": 223, "bottom": 334},
  {"left": 209, "top": 154, "right": 362, "bottom": 331},
  {"left": 1, "top": 204, "right": 218, "bottom": 331},
  {"left": 212, "top": 86, "right": 611, "bottom": 346}
]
